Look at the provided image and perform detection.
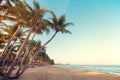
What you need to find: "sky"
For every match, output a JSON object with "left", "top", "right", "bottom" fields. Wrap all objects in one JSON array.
[{"left": 27, "top": 0, "right": 120, "bottom": 65}]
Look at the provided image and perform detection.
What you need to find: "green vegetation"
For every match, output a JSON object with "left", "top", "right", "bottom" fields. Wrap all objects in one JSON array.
[{"left": 0, "top": 0, "right": 73, "bottom": 80}]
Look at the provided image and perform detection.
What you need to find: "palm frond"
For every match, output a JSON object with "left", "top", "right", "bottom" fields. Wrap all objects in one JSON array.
[
  {"left": 61, "top": 29, "right": 72, "bottom": 34},
  {"left": 0, "top": 27, "right": 8, "bottom": 32},
  {"left": 63, "top": 22, "right": 74, "bottom": 28},
  {"left": 58, "top": 14, "right": 65, "bottom": 25},
  {"left": 36, "top": 40, "right": 41, "bottom": 46},
  {"left": 49, "top": 11, "right": 58, "bottom": 24},
  {"left": 23, "top": 1, "right": 34, "bottom": 13},
  {"left": 33, "top": 0, "right": 40, "bottom": 11},
  {"left": 49, "top": 11, "right": 57, "bottom": 19},
  {"left": 44, "top": 19, "right": 54, "bottom": 29},
  {"left": 0, "top": 15, "right": 16, "bottom": 21},
  {"left": 42, "top": 26, "right": 50, "bottom": 34},
  {"left": 0, "top": 21, "right": 9, "bottom": 27}
]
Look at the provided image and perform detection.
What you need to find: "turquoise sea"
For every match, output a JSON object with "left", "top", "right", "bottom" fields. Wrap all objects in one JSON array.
[{"left": 61, "top": 65, "right": 120, "bottom": 75}]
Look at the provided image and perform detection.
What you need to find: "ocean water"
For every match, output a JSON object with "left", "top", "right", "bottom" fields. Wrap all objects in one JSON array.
[{"left": 61, "top": 65, "right": 120, "bottom": 75}]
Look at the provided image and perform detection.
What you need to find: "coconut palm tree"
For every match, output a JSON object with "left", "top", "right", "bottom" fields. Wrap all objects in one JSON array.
[
  {"left": 0, "top": 24, "right": 25, "bottom": 65},
  {"left": 0, "top": 0, "right": 33, "bottom": 64},
  {"left": 14, "top": 11, "right": 74, "bottom": 77},
  {"left": 42, "top": 11, "right": 74, "bottom": 47},
  {"left": 1, "top": 28, "right": 25, "bottom": 66},
  {"left": 4, "top": 1, "right": 48, "bottom": 79},
  {"left": 0, "top": 24, "right": 25, "bottom": 75},
  {"left": 15, "top": 40, "right": 35, "bottom": 75},
  {"left": 14, "top": 41, "right": 42, "bottom": 78},
  {"left": 0, "top": 0, "right": 26, "bottom": 59}
]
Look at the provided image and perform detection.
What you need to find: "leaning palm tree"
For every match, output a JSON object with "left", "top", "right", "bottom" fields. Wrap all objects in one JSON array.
[
  {"left": 4, "top": 1, "right": 48, "bottom": 79},
  {"left": 0, "top": 24, "right": 24, "bottom": 65},
  {"left": 0, "top": 0, "right": 27, "bottom": 59},
  {"left": 42, "top": 11, "right": 74, "bottom": 47},
  {"left": 0, "top": 0, "right": 34, "bottom": 65},
  {"left": 15, "top": 40, "right": 41, "bottom": 77},
  {"left": 1, "top": 28, "right": 25, "bottom": 66}
]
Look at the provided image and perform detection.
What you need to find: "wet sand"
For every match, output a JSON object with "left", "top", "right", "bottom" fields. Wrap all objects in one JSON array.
[{"left": 18, "top": 65, "right": 120, "bottom": 80}]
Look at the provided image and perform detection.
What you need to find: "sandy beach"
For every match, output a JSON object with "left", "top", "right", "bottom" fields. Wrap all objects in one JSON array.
[{"left": 17, "top": 65, "right": 120, "bottom": 80}]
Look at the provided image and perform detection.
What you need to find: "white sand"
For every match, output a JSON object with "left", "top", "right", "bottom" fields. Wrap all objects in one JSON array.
[{"left": 17, "top": 65, "right": 120, "bottom": 80}]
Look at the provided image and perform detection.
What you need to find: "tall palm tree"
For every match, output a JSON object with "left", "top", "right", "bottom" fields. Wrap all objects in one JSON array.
[
  {"left": 0, "top": 24, "right": 24, "bottom": 65},
  {"left": 0, "top": 0, "right": 35, "bottom": 64},
  {"left": 1, "top": 28, "right": 25, "bottom": 66},
  {"left": 4, "top": 1, "right": 48, "bottom": 79},
  {"left": 0, "top": 0, "right": 26, "bottom": 59},
  {"left": 42, "top": 11, "right": 74, "bottom": 47},
  {"left": 15, "top": 40, "right": 41, "bottom": 76},
  {"left": 14, "top": 41, "right": 42, "bottom": 78}
]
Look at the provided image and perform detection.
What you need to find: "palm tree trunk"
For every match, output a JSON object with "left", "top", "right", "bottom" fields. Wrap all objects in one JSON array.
[
  {"left": 28, "top": 51, "right": 38, "bottom": 65},
  {"left": 0, "top": 26, "right": 21, "bottom": 66},
  {"left": 9, "top": 48, "right": 39, "bottom": 79},
  {"left": 15, "top": 48, "right": 40, "bottom": 78},
  {"left": 19, "top": 46, "right": 31, "bottom": 65},
  {"left": 23, "top": 47, "right": 36, "bottom": 65},
  {"left": 15, "top": 46, "right": 31, "bottom": 75},
  {"left": 20, "top": 51, "right": 27, "bottom": 65},
  {"left": 2, "top": 41, "right": 16, "bottom": 66},
  {"left": 2, "top": 48, "right": 12, "bottom": 66},
  {"left": 15, "top": 64, "right": 23, "bottom": 76},
  {"left": 42, "top": 31, "right": 57, "bottom": 47},
  {"left": 40, "top": 31, "right": 57, "bottom": 65},
  {"left": 0, "top": 26, "right": 21, "bottom": 58},
  {"left": 4, "top": 29, "right": 32, "bottom": 80},
  {"left": 15, "top": 51, "right": 26, "bottom": 75}
]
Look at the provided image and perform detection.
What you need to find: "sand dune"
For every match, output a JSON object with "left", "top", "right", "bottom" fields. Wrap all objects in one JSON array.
[{"left": 18, "top": 65, "right": 120, "bottom": 80}]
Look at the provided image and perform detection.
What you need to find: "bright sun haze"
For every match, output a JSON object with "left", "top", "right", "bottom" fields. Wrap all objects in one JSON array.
[{"left": 27, "top": 0, "right": 120, "bottom": 65}]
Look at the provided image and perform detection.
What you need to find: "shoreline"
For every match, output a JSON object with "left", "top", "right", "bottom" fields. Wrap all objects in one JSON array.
[
  {"left": 18, "top": 65, "right": 120, "bottom": 80},
  {"left": 59, "top": 65, "right": 119, "bottom": 76},
  {"left": 55, "top": 65, "right": 120, "bottom": 77}
]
